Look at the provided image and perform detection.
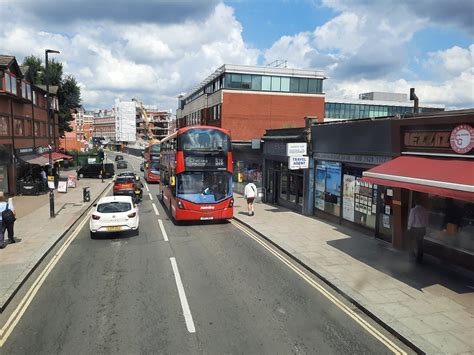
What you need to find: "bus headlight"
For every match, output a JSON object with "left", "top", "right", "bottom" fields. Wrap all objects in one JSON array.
[
  {"left": 228, "top": 198, "right": 234, "bottom": 207},
  {"left": 177, "top": 200, "right": 184, "bottom": 209}
]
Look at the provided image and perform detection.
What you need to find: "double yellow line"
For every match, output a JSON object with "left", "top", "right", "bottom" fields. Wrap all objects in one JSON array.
[
  {"left": 0, "top": 184, "right": 113, "bottom": 347},
  {"left": 231, "top": 220, "right": 408, "bottom": 355}
]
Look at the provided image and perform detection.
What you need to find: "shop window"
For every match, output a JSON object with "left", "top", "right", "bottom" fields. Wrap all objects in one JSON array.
[
  {"left": 0, "top": 116, "right": 9, "bottom": 136},
  {"left": 353, "top": 177, "right": 377, "bottom": 230},
  {"left": 14, "top": 119, "right": 24, "bottom": 136},
  {"left": 280, "top": 170, "right": 288, "bottom": 200},
  {"left": 425, "top": 196, "right": 474, "bottom": 253},
  {"left": 5, "top": 74, "right": 11, "bottom": 93},
  {"left": 0, "top": 71, "right": 3, "bottom": 91},
  {"left": 315, "top": 161, "right": 341, "bottom": 217}
]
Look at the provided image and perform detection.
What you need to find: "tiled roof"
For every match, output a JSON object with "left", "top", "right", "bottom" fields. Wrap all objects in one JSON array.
[
  {"left": 0, "top": 55, "right": 15, "bottom": 67},
  {"left": 37, "top": 84, "right": 59, "bottom": 94}
]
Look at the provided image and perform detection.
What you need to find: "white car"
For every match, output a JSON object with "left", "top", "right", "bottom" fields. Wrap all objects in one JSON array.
[{"left": 90, "top": 195, "right": 139, "bottom": 238}]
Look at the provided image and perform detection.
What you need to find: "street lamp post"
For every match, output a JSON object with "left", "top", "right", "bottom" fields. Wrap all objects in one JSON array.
[{"left": 45, "top": 49, "right": 60, "bottom": 218}]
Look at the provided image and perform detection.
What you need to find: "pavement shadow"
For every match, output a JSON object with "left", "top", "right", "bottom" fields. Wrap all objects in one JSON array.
[
  {"left": 327, "top": 225, "right": 474, "bottom": 294},
  {"left": 91, "top": 230, "right": 139, "bottom": 240}
]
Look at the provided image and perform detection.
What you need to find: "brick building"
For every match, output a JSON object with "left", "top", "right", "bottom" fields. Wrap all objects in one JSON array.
[
  {"left": 0, "top": 55, "right": 59, "bottom": 194},
  {"left": 92, "top": 109, "right": 116, "bottom": 142}
]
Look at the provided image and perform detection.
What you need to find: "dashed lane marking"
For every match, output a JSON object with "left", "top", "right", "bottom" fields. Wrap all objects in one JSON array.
[
  {"left": 158, "top": 219, "right": 169, "bottom": 242},
  {"left": 170, "top": 257, "right": 196, "bottom": 333},
  {"left": 152, "top": 203, "right": 160, "bottom": 216},
  {"left": 148, "top": 193, "right": 153, "bottom": 201}
]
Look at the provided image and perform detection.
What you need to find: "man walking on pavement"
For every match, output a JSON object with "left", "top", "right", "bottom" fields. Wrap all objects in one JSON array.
[
  {"left": 244, "top": 178, "right": 257, "bottom": 216},
  {"left": 408, "top": 196, "right": 429, "bottom": 262}
]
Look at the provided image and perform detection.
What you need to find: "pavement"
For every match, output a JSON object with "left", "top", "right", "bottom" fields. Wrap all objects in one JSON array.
[
  {"left": 233, "top": 195, "right": 474, "bottom": 354},
  {"left": 0, "top": 174, "right": 111, "bottom": 311}
]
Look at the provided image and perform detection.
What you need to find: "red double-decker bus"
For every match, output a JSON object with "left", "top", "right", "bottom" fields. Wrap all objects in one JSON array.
[
  {"left": 159, "top": 126, "right": 233, "bottom": 221},
  {"left": 144, "top": 142, "right": 160, "bottom": 183}
]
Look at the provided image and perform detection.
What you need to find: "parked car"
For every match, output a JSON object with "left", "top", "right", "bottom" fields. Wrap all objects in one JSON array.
[
  {"left": 115, "top": 154, "right": 124, "bottom": 161},
  {"left": 90, "top": 196, "right": 139, "bottom": 238},
  {"left": 77, "top": 163, "right": 114, "bottom": 179},
  {"left": 113, "top": 175, "right": 143, "bottom": 202},
  {"left": 116, "top": 160, "right": 128, "bottom": 169}
]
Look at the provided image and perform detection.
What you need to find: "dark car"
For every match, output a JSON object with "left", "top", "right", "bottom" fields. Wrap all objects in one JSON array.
[
  {"left": 115, "top": 154, "right": 124, "bottom": 161},
  {"left": 77, "top": 163, "right": 114, "bottom": 179},
  {"left": 116, "top": 160, "right": 128, "bottom": 169}
]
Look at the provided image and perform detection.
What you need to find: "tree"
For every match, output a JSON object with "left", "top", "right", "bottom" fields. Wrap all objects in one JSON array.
[{"left": 22, "top": 55, "right": 81, "bottom": 135}]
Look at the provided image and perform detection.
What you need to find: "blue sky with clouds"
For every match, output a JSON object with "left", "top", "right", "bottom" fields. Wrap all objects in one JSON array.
[{"left": 1, "top": 0, "right": 472, "bottom": 110}]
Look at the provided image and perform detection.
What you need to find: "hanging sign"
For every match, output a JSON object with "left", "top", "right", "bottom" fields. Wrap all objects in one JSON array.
[
  {"left": 47, "top": 175, "right": 55, "bottom": 189},
  {"left": 286, "top": 143, "right": 307, "bottom": 156},
  {"left": 450, "top": 124, "right": 473, "bottom": 154},
  {"left": 288, "top": 156, "right": 309, "bottom": 170}
]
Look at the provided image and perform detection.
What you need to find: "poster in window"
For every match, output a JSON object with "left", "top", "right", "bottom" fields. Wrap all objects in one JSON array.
[
  {"left": 342, "top": 174, "right": 355, "bottom": 222},
  {"left": 315, "top": 190, "right": 325, "bottom": 210},
  {"left": 315, "top": 166, "right": 326, "bottom": 192},
  {"left": 383, "top": 214, "right": 390, "bottom": 228},
  {"left": 325, "top": 163, "right": 341, "bottom": 196}
]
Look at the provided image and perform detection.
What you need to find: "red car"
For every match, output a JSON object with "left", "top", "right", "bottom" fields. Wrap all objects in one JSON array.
[{"left": 113, "top": 176, "right": 142, "bottom": 202}]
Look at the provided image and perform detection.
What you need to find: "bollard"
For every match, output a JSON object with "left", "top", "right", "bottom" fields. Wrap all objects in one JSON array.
[{"left": 83, "top": 187, "right": 91, "bottom": 202}]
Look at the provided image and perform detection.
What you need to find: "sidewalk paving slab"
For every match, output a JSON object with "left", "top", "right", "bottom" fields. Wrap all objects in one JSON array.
[
  {"left": 233, "top": 194, "right": 474, "bottom": 354},
  {"left": 0, "top": 177, "right": 111, "bottom": 311}
]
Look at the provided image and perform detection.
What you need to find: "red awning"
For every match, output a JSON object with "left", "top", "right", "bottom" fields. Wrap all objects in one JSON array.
[
  {"left": 362, "top": 156, "right": 474, "bottom": 202},
  {"left": 41, "top": 152, "right": 73, "bottom": 161}
]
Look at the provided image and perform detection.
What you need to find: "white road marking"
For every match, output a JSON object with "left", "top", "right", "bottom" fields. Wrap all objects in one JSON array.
[
  {"left": 231, "top": 220, "right": 407, "bottom": 355},
  {"left": 158, "top": 219, "right": 168, "bottom": 241},
  {"left": 144, "top": 182, "right": 150, "bottom": 192},
  {"left": 0, "top": 183, "right": 113, "bottom": 347},
  {"left": 148, "top": 193, "right": 153, "bottom": 200},
  {"left": 152, "top": 203, "right": 160, "bottom": 216},
  {"left": 169, "top": 257, "right": 196, "bottom": 333}
]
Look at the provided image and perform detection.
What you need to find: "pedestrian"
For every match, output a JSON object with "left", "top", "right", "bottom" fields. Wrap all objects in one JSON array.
[
  {"left": 244, "top": 178, "right": 257, "bottom": 216},
  {"left": 0, "top": 192, "right": 16, "bottom": 248},
  {"left": 407, "top": 197, "right": 429, "bottom": 262},
  {"left": 40, "top": 168, "right": 47, "bottom": 191}
]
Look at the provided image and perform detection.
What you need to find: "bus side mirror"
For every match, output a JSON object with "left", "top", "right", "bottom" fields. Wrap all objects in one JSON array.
[{"left": 170, "top": 176, "right": 176, "bottom": 187}]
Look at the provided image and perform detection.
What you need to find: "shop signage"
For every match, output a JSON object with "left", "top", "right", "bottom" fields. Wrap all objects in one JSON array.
[
  {"left": 16, "top": 147, "right": 34, "bottom": 155},
  {"left": 288, "top": 156, "right": 309, "bottom": 170},
  {"left": 404, "top": 131, "right": 450, "bottom": 148},
  {"left": 286, "top": 143, "right": 307, "bottom": 156},
  {"left": 313, "top": 152, "right": 391, "bottom": 165},
  {"left": 450, "top": 124, "right": 473, "bottom": 154}
]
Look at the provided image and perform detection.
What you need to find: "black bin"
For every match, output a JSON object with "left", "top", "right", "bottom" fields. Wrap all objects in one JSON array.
[{"left": 83, "top": 187, "right": 91, "bottom": 202}]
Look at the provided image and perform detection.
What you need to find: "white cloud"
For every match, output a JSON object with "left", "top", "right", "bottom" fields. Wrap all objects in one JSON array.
[
  {"left": 0, "top": 3, "right": 259, "bottom": 111},
  {"left": 425, "top": 45, "right": 474, "bottom": 79}
]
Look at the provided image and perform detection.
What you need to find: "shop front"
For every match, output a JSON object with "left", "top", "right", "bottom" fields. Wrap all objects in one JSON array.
[
  {"left": 232, "top": 141, "right": 263, "bottom": 195},
  {"left": 262, "top": 128, "right": 308, "bottom": 212},
  {"left": 312, "top": 119, "right": 397, "bottom": 243},
  {"left": 15, "top": 147, "right": 50, "bottom": 195},
  {"left": 363, "top": 113, "right": 474, "bottom": 269},
  {"left": 0, "top": 145, "right": 12, "bottom": 194}
]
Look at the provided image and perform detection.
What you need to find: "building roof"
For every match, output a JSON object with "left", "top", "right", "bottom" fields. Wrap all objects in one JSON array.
[
  {"left": 0, "top": 55, "right": 15, "bottom": 67},
  {"left": 326, "top": 97, "right": 444, "bottom": 109},
  {"left": 184, "top": 63, "right": 326, "bottom": 102},
  {"left": 37, "top": 85, "right": 59, "bottom": 94}
]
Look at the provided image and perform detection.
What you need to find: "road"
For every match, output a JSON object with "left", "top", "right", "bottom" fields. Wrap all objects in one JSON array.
[{"left": 0, "top": 152, "right": 412, "bottom": 354}]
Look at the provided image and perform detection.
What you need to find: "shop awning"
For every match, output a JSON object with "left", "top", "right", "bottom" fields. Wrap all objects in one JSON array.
[
  {"left": 18, "top": 154, "right": 50, "bottom": 166},
  {"left": 41, "top": 152, "right": 73, "bottom": 161},
  {"left": 362, "top": 156, "right": 474, "bottom": 202}
]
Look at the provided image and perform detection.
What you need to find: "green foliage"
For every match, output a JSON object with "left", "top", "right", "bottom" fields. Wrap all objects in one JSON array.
[{"left": 22, "top": 55, "right": 81, "bottom": 136}]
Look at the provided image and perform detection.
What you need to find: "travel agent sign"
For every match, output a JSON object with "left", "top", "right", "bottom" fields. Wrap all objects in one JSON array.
[{"left": 289, "top": 156, "right": 309, "bottom": 170}]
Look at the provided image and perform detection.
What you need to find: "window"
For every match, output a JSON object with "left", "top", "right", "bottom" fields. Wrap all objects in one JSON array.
[
  {"left": 10, "top": 74, "right": 17, "bottom": 95},
  {"left": 241, "top": 75, "right": 251, "bottom": 89},
  {"left": 251, "top": 75, "right": 261, "bottom": 90},
  {"left": 25, "top": 120, "right": 32, "bottom": 136},
  {"left": 298, "top": 78, "right": 308, "bottom": 93},
  {"left": 5, "top": 74, "right": 11, "bottom": 93},
  {"left": 290, "top": 78, "right": 299, "bottom": 92},
  {"left": 34, "top": 121, "right": 40, "bottom": 136},
  {"left": 0, "top": 116, "right": 9, "bottom": 136},
  {"left": 14, "top": 119, "right": 24, "bottom": 136},
  {"left": 21, "top": 81, "right": 27, "bottom": 99},
  {"left": 281, "top": 77, "right": 290, "bottom": 92},
  {"left": 229, "top": 74, "right": 241, "bottom": 88},
  {"left": 26, "top": 83, "right": 32, "bottom": 100},
  {"left": 308, "top": 79, "right": 317, "bottom": 93},
  {"left": 0, "top": 71, "right": 3, "bottom": 91},
  {"left": 262, "top": 76, "right": 271, "bottom": 91},
  {"left": 271, "top": 76, "right": 281, "bottom": 91}
]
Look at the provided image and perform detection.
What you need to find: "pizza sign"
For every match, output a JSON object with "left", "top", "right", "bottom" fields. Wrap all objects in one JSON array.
[{"left": 450, "top": 124, "right": 474, "bottom": 154}]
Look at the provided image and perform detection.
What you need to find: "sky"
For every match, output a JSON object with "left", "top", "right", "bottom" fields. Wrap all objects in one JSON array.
[{"left": 1, "top": 0, "right": 472, "bottom": 111}]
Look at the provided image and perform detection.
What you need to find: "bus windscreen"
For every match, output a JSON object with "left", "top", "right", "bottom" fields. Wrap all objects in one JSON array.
[
  {"left": 179, "top": 129, "right": 230, "bottom": 152},
  {"left": 177, "top": 171, "right": 231, "bottom": 203}
]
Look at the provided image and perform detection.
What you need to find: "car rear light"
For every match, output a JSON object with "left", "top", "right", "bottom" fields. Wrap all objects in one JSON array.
[
  {"left": 127, "top": 212, "right": 136, "bottom": 218},
  {"left": 92, "top": 214, "right": 101, "bottom": 220},
  {"left": 177, "top": 200, "right": 184, "bottom": 209},
  {"left": 228, "top": 198, "right": 234, "bottom": 207}
]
